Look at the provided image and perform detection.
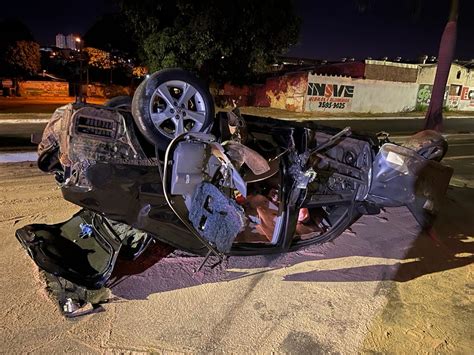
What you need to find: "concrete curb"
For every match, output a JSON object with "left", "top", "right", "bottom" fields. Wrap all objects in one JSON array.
[
  {"left": 1, "top": 113, "right": 473, "bottom": 125},
  {"left": 0, "top": 118, "right": 50, "bottom": 124},
  {"left": 274, "top": 115, "right": 474, "bottom": 121},
  {"left": 0, "top": 113, "right": 51, "bottom": 124}
]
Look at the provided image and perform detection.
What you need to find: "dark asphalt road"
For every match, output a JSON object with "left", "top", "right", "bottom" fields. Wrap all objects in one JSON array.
[
  {"left": 1, "top": 117, "right": 473, "bottom": 151},
  {"left": 2, "top": 115, "right": 471, "bottom": 186},
  {"left": 0, "top": 123, "right": 44, "bottom": 151},
  {"left": 323, "top": 117, "right": 474, "bottom": 135}
]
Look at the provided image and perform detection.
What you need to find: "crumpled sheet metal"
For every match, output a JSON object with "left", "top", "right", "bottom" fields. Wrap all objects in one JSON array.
[
  {"left": 38, "top": 104, "right": 74, "bottom": 166},
  {"left": 39, "top": 104, "right": 152, "bottom": 170},
  {"left": 402, "top": 130, "right": 445, "bottom": 151},
  {"left": 68, "top": 106, "right": 147, "bottom": 164},
  {"left": 368, "top": 143, "right": 453, "bottom": 212},
  {"left": 226, "top": 110, "right": 248, "bottom": 143},
  {"left": 224, "top": 141, "right": 270, "bottom": 176}
]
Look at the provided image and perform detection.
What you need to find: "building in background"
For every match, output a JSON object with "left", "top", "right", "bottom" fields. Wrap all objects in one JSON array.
[
  {"left": 55, "top": 34, "right": 66, "bottom": 49},
  {"left": 66, "top": 34, "right": 79, "bottom": 50},
  {"left": 55, "top": 33, "right": 80, "bottom": 50},
  {"left": 228, "top": 58, "right": 474, "bottom": 113}
]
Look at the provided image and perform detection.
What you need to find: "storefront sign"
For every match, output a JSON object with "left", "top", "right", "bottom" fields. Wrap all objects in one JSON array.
[{"left": 306, "top": 82, "right": 354, "bottom": 109}]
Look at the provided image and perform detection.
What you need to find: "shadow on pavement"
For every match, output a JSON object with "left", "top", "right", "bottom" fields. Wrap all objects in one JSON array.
[
  {"left": 285, "top": 185, "right": 473, "bottom": 283},
  {"left": 110, "top": 186, "right": 473, "bottom": 300}
]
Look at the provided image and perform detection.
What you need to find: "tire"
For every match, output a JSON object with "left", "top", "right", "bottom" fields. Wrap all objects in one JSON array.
[
  {"left": 104, "top": 95, "right": 132, "bottom": 109},
  {"left": 131, "top": 68, "right": 215, "bottom": 150}
]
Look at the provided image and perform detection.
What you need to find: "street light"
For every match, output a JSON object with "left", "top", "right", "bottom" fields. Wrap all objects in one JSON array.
[
  {"left": 75, "top": 37, "right": 85, "bottom": 103},
  {"left": 75, "top": 37, "right": 81, "bottom": 52}
]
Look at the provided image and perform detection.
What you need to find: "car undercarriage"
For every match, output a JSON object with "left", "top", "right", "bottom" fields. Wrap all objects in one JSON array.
[{"left": 15, "top": 68, "right": 453, "bottom": 316}]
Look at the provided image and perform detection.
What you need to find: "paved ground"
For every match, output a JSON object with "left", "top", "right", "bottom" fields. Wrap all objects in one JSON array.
[
  {"left": 0, "top": 163, "right": 472, "bottom": 353},
  {"left": 0, "top": 105, "right": 472, "bottom": 353}
]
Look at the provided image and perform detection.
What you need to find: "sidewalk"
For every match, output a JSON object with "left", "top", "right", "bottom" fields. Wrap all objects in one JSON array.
[
  {"left": 239, "top": 106, "right": 474, "bottom": 120},
  {"left": 2, "top": 96, "right": 474, "bottom": 119},
  {"left": 0, "top": 163, "right": 472, "bottom": 353},
  {"left": 0, "top": 97, "right": 106, "bottom": 114}
]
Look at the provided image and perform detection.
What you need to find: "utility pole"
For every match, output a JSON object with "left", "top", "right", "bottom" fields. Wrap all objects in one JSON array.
[{"left": 424, "top": 0, "right": 459, "bottom": 131}]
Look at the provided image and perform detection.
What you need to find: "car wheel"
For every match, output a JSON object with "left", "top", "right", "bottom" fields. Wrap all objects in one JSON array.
[
  {"left": 131, "top": 68, "right": 215, "bottom": 150},
  {"left": 104, "top": 95, "right": 132, "bottom": 109}
]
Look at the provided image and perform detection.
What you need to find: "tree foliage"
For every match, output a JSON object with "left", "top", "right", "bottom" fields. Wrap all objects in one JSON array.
[
  {"left": 0, "top": 18, "right": 34, "bottom": 49},
  {"left": 84, "top": 47, "right": 114, "bottom": 69},
  {"left": 83, "top": 13, "right": 137, "bottom": 56},
  {"left": 0, "top": 19, "right": 39, "bottom": 77},
  {"left": 4, "top": 41, "right": 41, "bottom": 76},
  {"left": 117, "top": 0, "right": 300, "bottom": 83},
  {"left": 132, "top": 65, "right": 148, "bottom": 78}
]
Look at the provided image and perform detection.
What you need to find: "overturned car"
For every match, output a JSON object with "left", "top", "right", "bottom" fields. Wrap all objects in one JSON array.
[{"left": 16, "top": 69, "right": 453, "bottom": 314}]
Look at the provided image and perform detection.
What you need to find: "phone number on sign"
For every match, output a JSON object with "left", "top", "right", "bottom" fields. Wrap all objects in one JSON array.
[{"left": 318, "top": 102, "right": 346, "bottom": 109}]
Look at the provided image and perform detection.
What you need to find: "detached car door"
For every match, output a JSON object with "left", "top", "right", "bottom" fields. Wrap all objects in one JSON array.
[{"left": 16, "top": 210, "right": 122, "bottom": 289}]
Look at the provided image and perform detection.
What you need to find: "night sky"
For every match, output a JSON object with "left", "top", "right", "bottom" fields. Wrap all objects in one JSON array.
[{"left": 1, "top": 0, "right": 473, "bottom": 61}]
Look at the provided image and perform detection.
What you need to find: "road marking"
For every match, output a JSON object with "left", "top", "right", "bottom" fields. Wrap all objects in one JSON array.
[
  {"left": 447, "top": 142, "right": 474, "bottom": 147},
  {"left": 279, "top": 116, "right": 474, "bottom": 121},
  {"left": 443, "top": 155, "right": 474, "bottom": 160},
  {"left": 0, "top": 151, "right": 37, "bottom": 163},
  {"left": 0, "top": 119, "right": 50, "bottom": 124},
  {"left": 391, "top": 133, "right": 474, "bottom": 140}
]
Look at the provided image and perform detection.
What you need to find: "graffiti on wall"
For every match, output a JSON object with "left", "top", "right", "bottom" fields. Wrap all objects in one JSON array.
[
  {"left": 447, "top": 96, "right": 460, "bottom": 109},
  {"left": 306, "top": 82, "right": 354, "bottom": 110},
  {"left": 447, "top": 84, "right": 461, "bottom": 108},
  {"left": 416, "top": 85, "right": 450, "bottom": 109},
  {"left": 18, "top": 81, "right": 69, "bottom": 97},
  {"left": 459, "top": 86, "right": 474, "bottom": 109},
  {"left": 305, "top": 74, "right": 419, "bottom": 113},
  {"left": 461, "top": 87, "right": 474, "bottom": 103},
  {"left": 262, "top": 73, "right": 308, "bottom": 112},
  {"left": 87, "top": 84, "right": 131, "bottom": 98},
  {"left": 460, "top": 86, "right": 474, "bottom": 100},
  {"left": 416, "top": 84, "right": 432, "bottom": 106}
]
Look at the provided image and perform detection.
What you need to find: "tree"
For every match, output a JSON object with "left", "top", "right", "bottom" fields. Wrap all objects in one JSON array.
[
  {"left": 83, "top": 46, "right": 134, "bottom": 85},
  {"left": 4, "top": 41, "right": 41, "bottom": 77},
  {"left": 117, "top": 0, "right": 300, "bottom": 83},
  {"left": 0, "top": 19, "right": 37, "bottom": 76},
  {"left": 0, "top": 18, "right": 34, "bottom": 49},
  {"left": 83, "top": 13, "right": 137, "bottom": 56},
  {"left": 84, "top": 47, "right": 113, "bottom": 69},
  {"left": 132, "top": 66, "right": 148, "bottom": 78}
]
